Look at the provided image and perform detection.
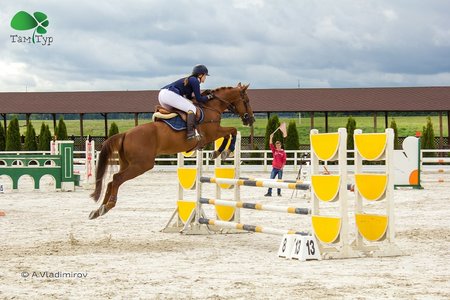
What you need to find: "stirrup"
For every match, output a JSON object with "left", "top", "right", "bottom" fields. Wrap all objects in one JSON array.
[{"left": 187, "top": 129, "right": 200, "bottom": 140}]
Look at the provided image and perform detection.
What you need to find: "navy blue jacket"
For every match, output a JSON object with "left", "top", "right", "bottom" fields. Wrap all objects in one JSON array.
[{"left": 162, "top": 77, "right": 209, "bottom": 103}]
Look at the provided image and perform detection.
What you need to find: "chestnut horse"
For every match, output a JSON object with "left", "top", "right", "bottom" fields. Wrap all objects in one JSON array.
[{"left": 89, "top": 83, "right": 254, "bottom": 219}]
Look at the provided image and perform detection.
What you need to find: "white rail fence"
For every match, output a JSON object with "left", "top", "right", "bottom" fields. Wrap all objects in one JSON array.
[
  {"left": 74, "top": 149, "right": 448, "bottom": 174},
  {"left": 1, "top": 149, "right": 448, "bottom": 175}
]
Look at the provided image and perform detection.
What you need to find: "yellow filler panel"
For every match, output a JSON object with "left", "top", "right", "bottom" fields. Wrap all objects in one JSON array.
[
  {"left": 354, "top": 133, "right": 387, "bottom": 161},
  {"left": 310, "top": 133, "right": 340, "bottom": 161},
  {"left": 176, "top": 200, "right": 196, "bottom": 224},
  {"left": 215, "top": 205, "right": 235, "bottom": 222},
  {"left": 355, "top": 173, "right": 387, "bottom": 201},
  {"left": 177, "top": 168, "right": 197, "bottom": 190},
  {"left": 214, "top": 168, "right": 235, "bottom": 189},
  {"left": 312, "top": 215, "right": 341, "bottom": 244},
  {"left": 355, "top": 213, "right": 388, "bottom": 241},
  {"left": 311, "top": 175, "right": 341, "bottom": 202},
  {"left": 181, "top": 150, "right": 196, "bottom": 157}
]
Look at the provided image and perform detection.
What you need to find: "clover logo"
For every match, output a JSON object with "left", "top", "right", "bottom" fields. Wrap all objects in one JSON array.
[{"left": 11, "top": 11, "right": 49, "bottom": 43}]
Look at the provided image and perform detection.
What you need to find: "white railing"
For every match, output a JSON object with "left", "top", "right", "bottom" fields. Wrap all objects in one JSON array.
[
  {"left": 420, "top": 150, "right": 450, "bottom": 180},
  {"left": 2, "top": 149, "right": 448, "bottom": 173},
  {"left": 420, "top": 149, "right": 450, "bottom": 164}
]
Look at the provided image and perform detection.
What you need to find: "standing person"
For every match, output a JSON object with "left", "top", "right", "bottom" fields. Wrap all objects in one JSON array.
[
  {"left": 265, "top": 133, "right": 287, "bottom": 197},
  {"left": 158, "top": 64, "right": 214, "bottom": 140}
]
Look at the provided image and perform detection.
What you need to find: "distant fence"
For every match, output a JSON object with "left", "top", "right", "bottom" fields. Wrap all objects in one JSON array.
[{"left": 18, "top": 135, "right": 449, "bottom": 152}]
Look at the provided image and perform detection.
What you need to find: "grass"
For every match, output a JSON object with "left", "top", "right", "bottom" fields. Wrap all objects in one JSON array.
[{"left": 16, "top": 115, "right": 448, "bottom": 144}]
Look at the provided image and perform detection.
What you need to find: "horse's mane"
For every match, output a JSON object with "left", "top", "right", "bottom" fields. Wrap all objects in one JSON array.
[
  {"left": 201, "top": 86, "right": 234, "bottom": 97},
  {"left": 212, "top": 86, "right": 234, "bottom": 93}
]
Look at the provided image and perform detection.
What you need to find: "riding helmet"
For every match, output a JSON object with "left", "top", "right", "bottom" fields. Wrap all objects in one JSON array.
[{"left": 192, "top": 64, "right": 209, "bottom": 76}]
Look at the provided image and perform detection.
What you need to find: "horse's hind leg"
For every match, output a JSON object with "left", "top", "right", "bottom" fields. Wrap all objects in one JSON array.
[
  {"left": 97, "top": 162, "right": 152, "bottom": 217},
  {"left": 101, "top": 158, "right": 129, "bottom": 206},
  {"left": 89, "top": 160, "right": 128, "bottom": 220}
]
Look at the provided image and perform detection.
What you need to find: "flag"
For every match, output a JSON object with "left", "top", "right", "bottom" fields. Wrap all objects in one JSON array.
[{"left": 279, "top": 122, "right": 287, "bottom": 138}]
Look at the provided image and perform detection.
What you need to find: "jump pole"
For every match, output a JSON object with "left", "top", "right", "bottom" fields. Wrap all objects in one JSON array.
[
  {"left": 198, "top": 218, "right": 309, "bottom": 236},
  {"left": 199, "top": 198, "right": 311, "bottom": 215},
  {"left": 200, "top": 177, "right": 310, "bottom": 190}
]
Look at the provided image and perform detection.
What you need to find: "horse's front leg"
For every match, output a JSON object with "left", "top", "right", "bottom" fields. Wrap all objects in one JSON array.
[
  {"left": 210, "top": 134, "right": 230, "bottom": 159},
  {"left": 210, "top": 127, "right": 237, "bottom": 160},
  {"left": 220, "top": 133, "right": 238, "bottom": 160}
]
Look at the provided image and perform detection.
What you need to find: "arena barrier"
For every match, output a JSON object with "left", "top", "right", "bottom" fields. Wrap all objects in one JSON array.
[
  {"left": 393, "top": 136, "right": 422, "bottom": 189},
  {"left": 0, "top": 141, "right": 75, "bottom": 191},
  {"left": 378, "top": 136, "right": 449, "bottom": 187},
  {"left": 163, "top": 129, "right": 402, "bottom": 259}
]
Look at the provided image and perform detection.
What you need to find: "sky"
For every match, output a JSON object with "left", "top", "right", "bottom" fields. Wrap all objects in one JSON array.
[{"left": 1, "top": 0, "right": 450, "bottom": 92}]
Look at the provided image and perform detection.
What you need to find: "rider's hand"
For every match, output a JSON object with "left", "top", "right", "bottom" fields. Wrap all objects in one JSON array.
[{"left": 207, "top": 93, "right": 214, "bottom": 100}]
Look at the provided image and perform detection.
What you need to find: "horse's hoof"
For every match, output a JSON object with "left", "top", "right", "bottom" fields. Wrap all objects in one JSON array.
[
  {"left": 210, "top": 151, "right": 220, "bottom": 160},
  {"left": 89, "top": 210, "right": 99, "bottom": 220},
  {"left": 98, "top": 205, "right": 108, "bottom": 216},
  {"left": 221, "top": 150, "right": 233, "bottom": 160}
]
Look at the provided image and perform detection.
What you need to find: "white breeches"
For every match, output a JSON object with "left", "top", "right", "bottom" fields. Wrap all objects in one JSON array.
[{"left": 158, "top": 89, "right": 196, "bottom": 113}]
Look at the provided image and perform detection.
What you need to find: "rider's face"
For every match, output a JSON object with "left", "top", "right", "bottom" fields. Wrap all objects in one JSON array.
[{"left": 199, "top": 74, "right": 207, "bottom": 84}]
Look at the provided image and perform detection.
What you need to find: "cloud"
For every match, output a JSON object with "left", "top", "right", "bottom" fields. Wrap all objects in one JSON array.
[{"left": 0, "top": 0, "right": 449, "bottom": 92}]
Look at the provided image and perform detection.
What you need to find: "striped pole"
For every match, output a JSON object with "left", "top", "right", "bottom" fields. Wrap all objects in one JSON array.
[
  {"left": 238, "top": 177, "right": 354, "bottom": 191},
  {"left": 200, "top": 198, "right": 310, "bottom": 215},
  {"left": 239, "top": 177, "right": 309, "bottom": 184},
  {"left": 199, "top": 218, "right": 309, "bottom": 236},
  {"left": 200, "top": 177, "right": 310, "bottom": 190}
]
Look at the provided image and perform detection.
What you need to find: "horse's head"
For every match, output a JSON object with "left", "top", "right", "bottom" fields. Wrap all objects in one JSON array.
[{"left": 212, "top": 83, "right": 255, "bottom": 126}]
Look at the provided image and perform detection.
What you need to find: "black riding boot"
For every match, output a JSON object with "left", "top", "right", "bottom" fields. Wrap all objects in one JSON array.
[{"left": 186, "top": 111, "right": 196, "bottom": 140}]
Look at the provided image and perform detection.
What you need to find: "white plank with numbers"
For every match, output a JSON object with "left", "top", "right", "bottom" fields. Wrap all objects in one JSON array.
[
  {"left": 278, "top": 234, "right": 321, "bottom": 261},
  {"left": 277, "top": 234, "right": 295, "bottom": 258}
]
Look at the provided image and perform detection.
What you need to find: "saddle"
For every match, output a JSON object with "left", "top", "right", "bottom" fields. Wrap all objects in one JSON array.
[
  {"left": 152, "top": 105, "right": 204, "bottom": 133},
  {"left": 152, "top": 105, "right": 203, "bottom": 122}
]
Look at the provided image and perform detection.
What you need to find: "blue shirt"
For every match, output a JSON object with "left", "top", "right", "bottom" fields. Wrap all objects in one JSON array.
[{"left": 162, "top": 77, "right": 209, "bottom": 103}]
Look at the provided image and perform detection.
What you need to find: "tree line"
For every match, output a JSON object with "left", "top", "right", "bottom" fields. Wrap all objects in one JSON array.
[
  {"left": 263, "top": 115, "right": 437, "bottom": 152},
  {"left": 0, "top": 114, "right": 438, "bottom": 153},
  {"left": 0, "top": 116, "right": 119, "bottom": 151}
]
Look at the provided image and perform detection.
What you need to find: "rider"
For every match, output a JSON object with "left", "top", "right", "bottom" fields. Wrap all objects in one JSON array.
[{"left": 159, "top": 64, "right": 214, "bottom": 140}]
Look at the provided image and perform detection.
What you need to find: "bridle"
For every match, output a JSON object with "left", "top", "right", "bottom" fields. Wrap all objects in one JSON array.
[{"left": 203, "top": 88, "right": 254, "bottom": 125}]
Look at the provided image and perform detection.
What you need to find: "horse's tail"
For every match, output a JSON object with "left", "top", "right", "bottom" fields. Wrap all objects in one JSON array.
[{"left": 90, "top": 133, "right": 125, "bottom": 202}]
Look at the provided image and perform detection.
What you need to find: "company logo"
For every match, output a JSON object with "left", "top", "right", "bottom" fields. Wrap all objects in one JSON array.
[{"left": 10, "top": 11, "right": 53, "bottom": 45}]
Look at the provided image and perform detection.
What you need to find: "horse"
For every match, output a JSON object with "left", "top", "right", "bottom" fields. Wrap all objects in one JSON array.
[{"left": 89, "top": 83, "right": 255, "bottom": 219}]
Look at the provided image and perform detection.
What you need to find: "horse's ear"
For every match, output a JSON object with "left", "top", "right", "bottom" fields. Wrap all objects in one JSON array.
[
  {"left": 243, "top": 83, "right": 250, "bottom": 90},
  {"left": 237, "top": 82, "right": 242, "bottom": 87}
]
